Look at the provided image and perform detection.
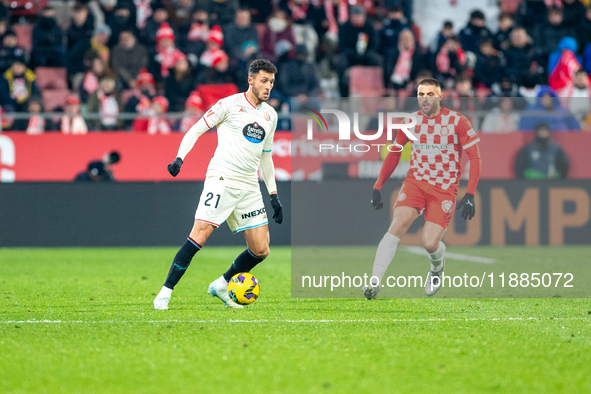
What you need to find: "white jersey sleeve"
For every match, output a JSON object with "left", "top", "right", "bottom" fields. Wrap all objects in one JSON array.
[
  {"left": 262, "top": 114, "right": 277, "bottom": 153},
  {"left": 203, "top": 97, "right": 232, "bottom": 129}
]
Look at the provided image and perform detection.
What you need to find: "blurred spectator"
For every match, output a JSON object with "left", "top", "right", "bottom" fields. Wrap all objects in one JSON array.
[
  {"left": 562, "top": 0, "right": 585, "bottom": 28},
  {"left": 67, "top": 3, "right": 93, "bottom": 53},
  {"left": 85, "top": 24, "right": 112, "bottom": 66},
  {"left": 515, "top": 0, "right": 548, "bottom": 33},
  {"left": 105, "top": 3, "right": 136, "bottom": 48},
  {"left": 197, "top": 26, "right": 230, "bottom": 84},
  {"left": 240, "top": 0, "right": 272, "bottom": 24},
  {"left": 145, "top": 96, "right": 171, "bottom": 134},
  {"left": 111, "top": 30, "right": 148, "bottom": 89},
  {"left": 480, "top": 97, "right": 520, "bottom": 133},
  {"left": 124, "top": 68, "right": 155, "bottom": 129},
  {"left": 233, "top": 43, "right": 260, "bottom": 91},
  {"left": 165, "top": 55, "right": 195, "bottom": 112},
  {"left": 379, "top": 5, "right": 408, "bottom": 56},
  {"left": 79, "top": 57, "right": 115, "bottom": 103},
  {"left": 207, "top": 0, "right": 238, "bottom": 26},
  {"left": 504, "top": 27, "right": 542, "bottom": 87},
  {"left": 435, "top": 35, "right": 466, "bottom": 84},
  {"left": 0, "top": 18, "right": 10, "bottom": 43},
  {"left": 182, "top": 9, "right": 209, "bottom": 58},
  {"left": 577, "top": 7, "right": 591, "bottom": 56},
  {"left": 494, "top": 12, "right": 514, "bottom": 51},
  {"left": 150, "top": 22, "right": 186, "bottom": 81},
  {"left": 367, "top": 94, "right": 397, "bottom": 131},
  {"left": 26, "top": 98, "right": 45, "bottom": 134},
  {"left": 548, "top": 37, "right": 581, "bottom": 92},
  {"left": 135, "top": 0, "right": 153, "bottom": 30},
  {"left": 166, "top": 0, "right": 194, "bottom": 31},
  {"left": 74, "top": 161, "right": 113, "bottom": 182},
  {"left": 288, "top": 0, "right": 328, "bottom": 45},
  {"left": 385, "top": 29, "right": 423, "bottom": 90},
  {"left": 278, "top": 44, "right": 320, "bottom": 112},
  {"left": 288, "top": 0, "right": 319, "bottom": 63},
  {"left": 324, "top": 0, "right": 349, "bottom": 42},
  {"left": 223, "top": 8, "right": 258, "bottom": 61},
  {"left": 87, "top": 77, "right": 122, "bottom": 130},
  {"left": 533, "top": 6, "right": 574, "bottom": 61},
  {"left": 141, "top": 5, "right": 170, "bottom": 47},
  {"left": 515, "top": 122, "right": 569, "bottom": 179},
  {"left": 0, "top": 31, "right": 28, "bottom": 73},
  {"left": 519, "top": 86, "right": 580, "bottom": 131},
  {"left": 0, "top": 57, "right": 39, "bottom": 112},
  {"left": 31, "top": 6, "right": 64, "bottom": 68},
  {"left": 61, "top": 95, "right": 88, "bottom": 134},
  {"left": 484, "top": 76, "right": 528, "bottom": 110},
  {"left": 459, "top": 10, "right": 492, "bottom": 56},
  {"left": 261, "top": 9, "right": 296, "bottom": 62},
  {"left": 429, "top": 20, "right": 453, "bottom": 55},
  {"left": 560, "top": 69, "right": 591, "bottom": 122},
  {"left": 334, "top": 6, "right": 381, "bottom": 97},
  {"left": 176, "top": 92, "right": 203, "bottom": 132},
  {"left": 444, "top": 74, "right": 480, "bottom": 114},
  {"left": 474, "top": 39, "right": 502, "bottom": 88},
  {"left": 102, "top": 150, "right": 121, "bottom": 177}
]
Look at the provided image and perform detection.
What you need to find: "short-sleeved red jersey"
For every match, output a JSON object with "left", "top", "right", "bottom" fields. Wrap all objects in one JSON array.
[{"left": 394, "top": 106, "right": 480, "bottom": 191}]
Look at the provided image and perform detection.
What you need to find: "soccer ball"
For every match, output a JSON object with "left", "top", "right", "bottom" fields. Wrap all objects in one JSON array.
[{"left": 227, "top": 273, "right": 260, "bottom": 305}]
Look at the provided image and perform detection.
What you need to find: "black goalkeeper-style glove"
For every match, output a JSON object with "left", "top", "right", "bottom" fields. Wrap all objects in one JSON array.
[
  {"left": 371, "top": 189, "right": 383, "bottom": 210},
  {"left": 270, "top": 194, "right": 283, "bottom": 224},
  {"left": 456, "top": 193, "right": 475, "bottom": 220},
  {"left": 167, "top": 157, "right": 183, "bottom": 177}
]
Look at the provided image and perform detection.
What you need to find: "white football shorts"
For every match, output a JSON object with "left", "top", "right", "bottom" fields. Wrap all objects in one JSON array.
[{"left": 195, "top": 178, "right": 268, "bottom": 233}]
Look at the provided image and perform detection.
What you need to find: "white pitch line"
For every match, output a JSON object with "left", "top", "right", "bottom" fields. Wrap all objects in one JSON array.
[
  {"left": 401, "top": 246, "right": 496, "bottom": 264},
  {"left": 1, "top": 317, "right": 588, "bottom": 324}
]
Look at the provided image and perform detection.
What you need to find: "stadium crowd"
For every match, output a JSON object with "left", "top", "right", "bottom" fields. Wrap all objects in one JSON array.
[{"left": 0, "top": 0, "right": 590, "bottom": 133}]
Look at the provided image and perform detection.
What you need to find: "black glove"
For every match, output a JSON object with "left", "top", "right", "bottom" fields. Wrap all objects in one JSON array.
[
  {"left": 456, "top": 193, "right": 475, "bottom": 220},
  {"left": 371, "top": 189, "right": 383, "bottom": 210},
  {"left": 270, "top": 194, "right": 283, "bottom": 224},
  {"left": 167, "top": 157, "right": 183, "bottom": 177}
]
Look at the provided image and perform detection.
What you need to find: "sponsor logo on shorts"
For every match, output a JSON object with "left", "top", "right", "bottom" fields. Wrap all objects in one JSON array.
[
  {"left": 397, "top": 192, "right": 406, "bottom": 201},
  {"left": 243, "top": 122, "right": 266, "bottom": 143},
  {"left": 241, "top": 207, "right": 266, "bottom": 220},
  {"left": 441, "top": 200, "right": 453, "bottom": 214}
]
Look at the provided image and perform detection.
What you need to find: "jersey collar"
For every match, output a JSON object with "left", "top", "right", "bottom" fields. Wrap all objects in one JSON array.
[{"left": 244, "top": 92, "right": 262, "bottom": 110}]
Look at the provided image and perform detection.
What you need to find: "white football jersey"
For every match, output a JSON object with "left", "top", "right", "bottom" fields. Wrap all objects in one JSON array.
[{"left": 202, "top": 93, "right": 278, "bottom": 191}]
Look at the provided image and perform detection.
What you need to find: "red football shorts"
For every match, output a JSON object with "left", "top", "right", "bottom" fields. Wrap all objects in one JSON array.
[{"left": 393, "top": 178, "right": 458, "bottom": 228}]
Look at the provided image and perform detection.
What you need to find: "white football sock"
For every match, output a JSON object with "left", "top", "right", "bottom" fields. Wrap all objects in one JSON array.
[
  {"left": 371, "top": 232, "right": 401, "bottom": 286},
  {"left": 428, "top": 241, "right": 446, "bottom": 271},
  {"left": 158, "top": 286, "right": 172, "bottom": 298}
]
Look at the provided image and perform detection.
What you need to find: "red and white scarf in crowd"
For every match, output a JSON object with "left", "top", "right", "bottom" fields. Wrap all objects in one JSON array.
[
  {"left": 450, "top": 91, "right": 476, "bottom": 112},
  {"left": 135, "top": 0, "right": 152, "bottom": 30},
  {"left": 61, "top": 115, "right": 88, "bottom": 134},
  {"left": 200, "top": 47, "right": 228, "bottom": 68},
  {"left": 436, "top": 42, "right": 466, "bottom": 74},
  {"left": 97, "top": 91, "right": 119, "bottom": 127},
  {"left": 391, "top": 44, "right": 414, "bottom": 85},
  {"left": 26, "top": 115, "right": 45, "bottom": 134},
  {"left": 157, "top": 47, "right": 185, "bottom": 78},
  {"left": 289, "top": 0, "right": 309, "bottom": 22},
  {"left": 83, "top": 72, "right": 99, "bottom": 96},
  {"left": 187, "top": 22, "right": 209, "bottom": 42},
  {"left": 147, "top": 117, "right": 171, "bottom": 134},
  {"left": 548, "top": 49, "right": 581, "bottom": 92},
  {"left": 324, "top": 0, "right": 348, "bottom": 37}
]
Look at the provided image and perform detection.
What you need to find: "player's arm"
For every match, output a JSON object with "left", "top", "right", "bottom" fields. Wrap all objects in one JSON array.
[
  {"left": 371, "top": 130, "right": 409, "bottom": 210},
  {"left": 167, "top": 99, "right": 230, "bottom": 177},
  {"left": 261, "top": 119, "right": 283, "bottom": 224},
  {"left": 456, "top": 116, "right": 482, "bottom": 220}
]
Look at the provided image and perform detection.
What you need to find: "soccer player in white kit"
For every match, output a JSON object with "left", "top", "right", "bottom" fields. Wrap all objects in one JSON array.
[{"left": 153, "top": 59, "right": 283, "bottom": 309}]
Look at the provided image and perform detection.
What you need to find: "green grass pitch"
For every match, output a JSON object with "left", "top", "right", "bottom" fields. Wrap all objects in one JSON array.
[{"left": 1, "top": 246, "right": 590, "bottom": 393}]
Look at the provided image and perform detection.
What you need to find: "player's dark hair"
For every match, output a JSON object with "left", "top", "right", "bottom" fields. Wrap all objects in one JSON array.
[
  {"left": 418, "top": 78, "right": 441, "bottom": 89},
  {"left": 248, "top": 59, "right": 277, "bottom": 77}
]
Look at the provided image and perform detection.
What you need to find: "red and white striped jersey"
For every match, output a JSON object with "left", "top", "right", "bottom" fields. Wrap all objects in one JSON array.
[{"left": 394, "top": 106, "right": 480, "bottom": 191}]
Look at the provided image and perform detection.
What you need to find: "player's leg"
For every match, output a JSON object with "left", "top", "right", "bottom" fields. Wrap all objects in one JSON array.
[
  {"left": 423, "top": 192, "right": 455, "bottom": 296},
  {"left": 364, "top": 182, "right": 425, "bottom": 299}
]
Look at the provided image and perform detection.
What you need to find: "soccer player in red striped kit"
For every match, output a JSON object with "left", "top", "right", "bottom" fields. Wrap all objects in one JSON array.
[{"left": 364, "top": 78, "right": 482, "bottom": 298}]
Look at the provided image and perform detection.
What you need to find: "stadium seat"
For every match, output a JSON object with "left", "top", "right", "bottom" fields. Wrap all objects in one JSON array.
[
  {"left": 35, "top": 67, "right": 68, "bottom": 90},
  {"left": 13, "top": 24, "right": 33, "bottom": 52},
  {"left": 42, "top": 89, "right": 70, "bottom": 111},
  {"left": 197, "top": 83, "right": 239, "bottom": 110},
  {"left": 349, "top": 66, "right": 384, "bottom": 98}
]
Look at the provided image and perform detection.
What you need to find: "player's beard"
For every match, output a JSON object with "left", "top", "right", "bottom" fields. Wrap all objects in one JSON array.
[
  {"left": 252, "top": 85, "right": 269, "bottom": 103},
  {"left": 421, "top": 100, "right": 439, "bottom": 117}
]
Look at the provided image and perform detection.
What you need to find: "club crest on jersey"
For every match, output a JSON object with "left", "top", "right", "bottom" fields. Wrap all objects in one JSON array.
[
  {"left": 441, "top": 200, "right": 453, "bottom": 214},
  {"left": 440, "top": 126, "right": 449, "bottom": 136},
  {"left": 243, "top": 122, "right": 266, "bottom": 143},
  {"left": 264, "top": 112, "right": 270, "bottom": 121}
]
